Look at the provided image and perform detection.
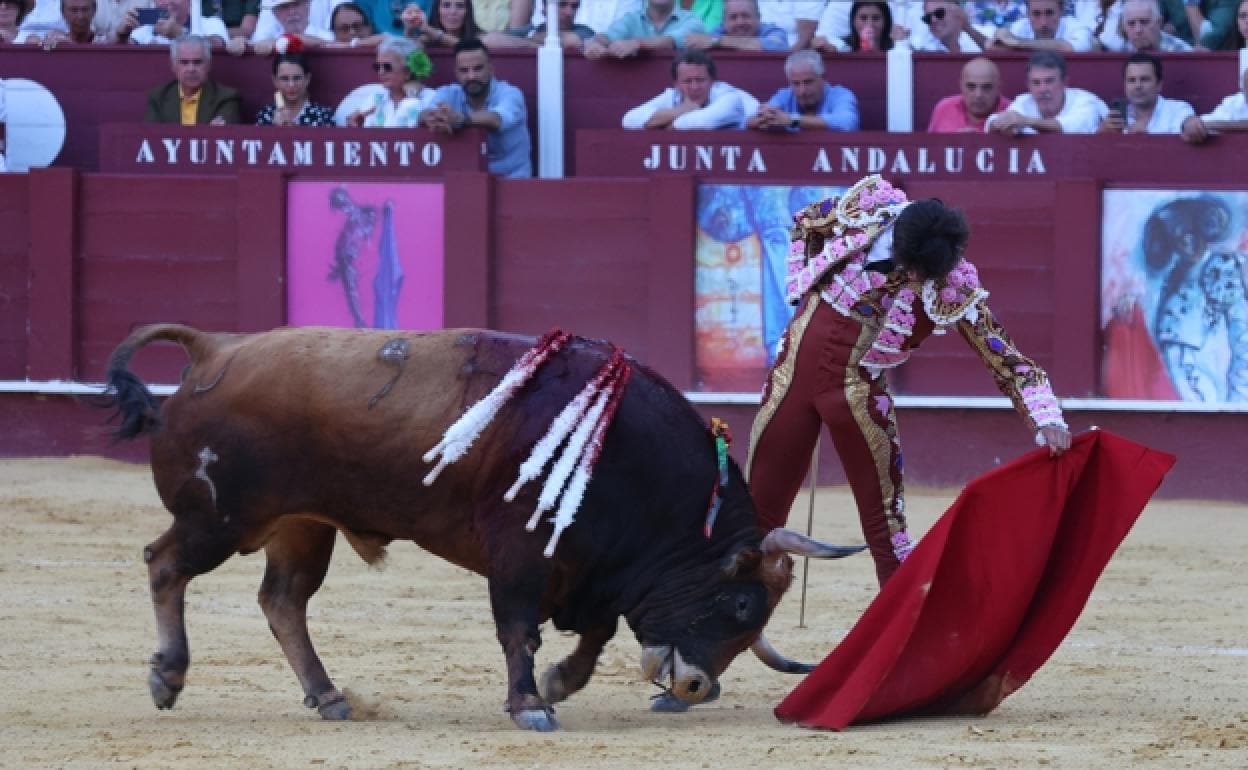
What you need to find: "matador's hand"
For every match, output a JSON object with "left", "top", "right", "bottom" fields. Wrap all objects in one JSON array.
[{"left": 1038, "top": 426, "right": 1072, "bottom": 457}]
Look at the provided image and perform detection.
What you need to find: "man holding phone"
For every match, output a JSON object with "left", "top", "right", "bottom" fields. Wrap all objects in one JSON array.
[
  {"left": 118, "top": 0, "right": 228, "bottom": 44},
  {"left": 1097, "top": 52, "right": 1195, "bottom": 135}
]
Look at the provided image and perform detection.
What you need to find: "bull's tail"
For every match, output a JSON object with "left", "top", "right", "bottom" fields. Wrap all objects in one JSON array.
[{"left": 101, "top": 324, "right": 215, "bottom": 440}]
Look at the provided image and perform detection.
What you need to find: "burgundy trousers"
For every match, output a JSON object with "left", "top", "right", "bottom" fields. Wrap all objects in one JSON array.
[{"left": 748, "top": 296, "right": 908, "bottom": 586}]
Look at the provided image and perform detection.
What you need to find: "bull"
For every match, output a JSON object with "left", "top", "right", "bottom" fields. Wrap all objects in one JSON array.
[{"left": 102, "top": 324, "right": 863, "bottom": 731}]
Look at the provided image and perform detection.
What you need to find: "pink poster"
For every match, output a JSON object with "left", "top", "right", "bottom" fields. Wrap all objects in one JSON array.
[{"left": 286, "top": 181, "right": 445, "bottom": 330}]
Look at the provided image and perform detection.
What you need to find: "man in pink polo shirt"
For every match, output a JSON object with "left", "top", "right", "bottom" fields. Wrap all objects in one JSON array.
[{"left": 926, "top": 56, "right": 1010, "bottom": 133}]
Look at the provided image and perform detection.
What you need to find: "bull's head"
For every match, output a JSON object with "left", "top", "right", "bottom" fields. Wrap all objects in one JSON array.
[{"left": 630, "top": 529, "right": 865, "bottom": 703}]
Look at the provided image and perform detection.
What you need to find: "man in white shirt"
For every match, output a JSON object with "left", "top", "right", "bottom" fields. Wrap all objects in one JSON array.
[
  {"left": 986, "top": 49, "right": 1108, "bottom": 134},
  {"left": 990, "top": 0, "right": 1097, "bottom": 51},
  {"left": 1097, "top": 52, "right": 1195, "bottom": 134},
  {"left": 249, "top": 0, "right": 332, "bottom": 54},
  {"left": 252, "top": 0, "right": 341, "bottom": 41},
  {"left": 908, "top": 0, "right": 983, "bottom": 52},
  {"left": 621, "top": 48, "right": 758, "bottom": 130},
  {"left": 1182, "top": 66, "right": 1248, "bottom": 143},
  {"left": 118, "top": 0, "right": 228, "bottom": 44},
  {"left": 1108, "top": 0, "right": 1193, "bottom": 51},
  {"left": 759, "top": 0, "right": 823, "bottom": 49}
]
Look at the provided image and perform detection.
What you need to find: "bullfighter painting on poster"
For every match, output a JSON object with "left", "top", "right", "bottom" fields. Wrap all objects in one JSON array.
[
  {"left": 1100, "top": 189, "right": 1248, "bottom": 404},
  {"left": 286, "top": 181, "right": 445, "bottom": 331}
]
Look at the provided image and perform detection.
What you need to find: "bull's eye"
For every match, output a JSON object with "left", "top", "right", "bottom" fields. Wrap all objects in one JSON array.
[{"left": 734, "top": 594, "right": 752, "bottom": 623}]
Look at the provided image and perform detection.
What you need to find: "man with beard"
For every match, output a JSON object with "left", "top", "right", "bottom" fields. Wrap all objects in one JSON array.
[
  {"left": 1096, "top": 53, "right": 1194, "bottom": 135},
  {"left": 985, "top": 49, "right": 1107, "bottom": 135},
  {"left": 747, "top": 49, "right": 858, "bottom": 132},
  {"left": 927, "top": 56, "right": 1011, "bottom": 133},
  {"left": 422, "top": 39, "right": 532, "bottom": 178}
]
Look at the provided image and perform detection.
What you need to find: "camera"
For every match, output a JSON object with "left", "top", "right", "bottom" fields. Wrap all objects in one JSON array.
[{"left": 136, "top": 8, "right": 169, "bottom": 25}]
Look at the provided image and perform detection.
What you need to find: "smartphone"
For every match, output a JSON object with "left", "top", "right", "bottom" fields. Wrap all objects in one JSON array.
[
  {"left": 1110, "top": 98, "right": 1127, "bottom": 117},
  {"left": 274, "top": 91, "right": 287, "bottom": 109},
  {"left": 136, "top": 8, "right": 168, "bottom": 25}
]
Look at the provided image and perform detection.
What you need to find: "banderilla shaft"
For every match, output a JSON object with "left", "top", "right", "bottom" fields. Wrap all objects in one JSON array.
[{"left": 798, "top": 435, "right": 820, "bottom": 629}]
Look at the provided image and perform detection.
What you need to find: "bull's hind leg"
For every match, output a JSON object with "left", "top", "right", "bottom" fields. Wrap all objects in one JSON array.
[
  {"left": 144, "top": 520, "right": 237, "bottom": 711},
  {"left": 257, "top": 518, "right": 350, "bottom": 720},
  {"left": 539, "top": 622, "right": 616, "bottom": 705}
]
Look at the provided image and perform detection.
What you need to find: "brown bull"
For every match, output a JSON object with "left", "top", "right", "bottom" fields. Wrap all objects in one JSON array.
[{"left": 103, "top": 324, "right": 863, "bottom": 731}]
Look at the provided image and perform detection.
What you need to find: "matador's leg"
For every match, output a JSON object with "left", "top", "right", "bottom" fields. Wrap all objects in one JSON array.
[{"left": 815, "top": 367, "right": 907, "bottom": 586}]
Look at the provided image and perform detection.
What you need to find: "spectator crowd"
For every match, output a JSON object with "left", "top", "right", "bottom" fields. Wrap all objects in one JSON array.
[{"left": 2, "top": 0, "right": 1247, "bottom": 176}]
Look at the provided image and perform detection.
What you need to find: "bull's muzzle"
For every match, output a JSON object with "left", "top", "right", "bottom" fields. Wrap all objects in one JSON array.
[{"left": 640, "top": 645, "right": 715, "bottom": 704}]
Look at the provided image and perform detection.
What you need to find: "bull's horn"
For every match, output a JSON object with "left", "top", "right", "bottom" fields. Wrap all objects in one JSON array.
[
  {"left": 760, "top": 527, "right": 868, "bottom": 559},
  {"left": 751, "top": 632, "right": 814, "bottom": 674}
]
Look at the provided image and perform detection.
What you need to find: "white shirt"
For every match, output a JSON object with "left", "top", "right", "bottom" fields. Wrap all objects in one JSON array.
[
  {"left": 1126, "top": 95, "right": 1195, "bottom": 134},
  {"left": 254, "top": 0, "right": 345, "bottom": 41},
  {"left": 531, "top": 0, "right": 639, "bottom": 36},
  {"left": 251, "top": 22, "right": 334, "bottom": 43},
  {"left": 130, "top": 15, "right": 230, "bottom": 44},
  {"left": 760, "top": 0, "right": 825, "bottom": 48},
  {"left": 1203, "top": 92, "right": 1248, "bottom": 122},
  {"left": 906, "top": 25, "right": 981, "bottom": 52},
  {"left": 1006, "top": 15, "right": 1095, "bottom": 51},
  {"left": 814, "top": 1, "right": 909, "bottom": 42},
  {"left": 368, "top": 89, "right": 438, "bottom": 128},
  {"left": 622, "top": 80, "right": 758, "bottom": 130},
  {"left": 986, "top": 87, "right": 1108, "bottom": 134}
]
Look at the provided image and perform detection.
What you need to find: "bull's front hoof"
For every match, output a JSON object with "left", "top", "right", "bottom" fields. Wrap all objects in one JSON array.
[
  {"left": 649, "top": 681, "right": 721, "bottom": 714},
  {"left": 304, "top": 693, "right": 352, "bottom": 721},
  {"left": 318, "top": 700, "right": 352, "bottom": 721},
  {"left": 148, "top": 669, "right": 182, "bottom": 710},
  {"left": 512, "top": 708, "right": 559, "bottom": 732},
  {"left": 538, "top": 665, "right": 569, "bottom": 704}
]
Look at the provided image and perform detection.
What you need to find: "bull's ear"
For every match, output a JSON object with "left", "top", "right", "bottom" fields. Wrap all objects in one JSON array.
[{"left": 722, "top": 547, "right": 762, "bottom": 578}]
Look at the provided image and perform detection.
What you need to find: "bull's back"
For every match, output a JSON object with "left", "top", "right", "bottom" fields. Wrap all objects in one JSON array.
[{"left": 149, "top": 327, "right": 538, "bottom": 569}]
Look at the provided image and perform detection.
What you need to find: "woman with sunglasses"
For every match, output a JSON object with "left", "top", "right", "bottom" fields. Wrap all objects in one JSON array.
[
  {"left": 345, "top": 36, "right": 437, "bottom": 127},
  {"left": 257, "top": 52, "right": 335, "bottom": 126},
  {"left": 907, "top": 0, "right": 988, "bottom": 51},
  {"left": 0, "top": 0, "right": 31, "bottom": 43}
]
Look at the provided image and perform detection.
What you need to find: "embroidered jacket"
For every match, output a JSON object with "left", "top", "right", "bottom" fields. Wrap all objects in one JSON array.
[{"left": 785, "top": 176, "right": 1067, "bottom": 432}]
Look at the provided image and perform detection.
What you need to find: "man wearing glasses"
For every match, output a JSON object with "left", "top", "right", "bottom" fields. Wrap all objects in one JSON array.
[{"left": 908, "top": 0, "right": 984, "bottom": 52}]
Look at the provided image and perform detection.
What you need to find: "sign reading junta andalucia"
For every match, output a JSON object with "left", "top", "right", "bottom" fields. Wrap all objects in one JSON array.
[{"left": 575, "top": 130, "right": 1060, "bottom": 179}]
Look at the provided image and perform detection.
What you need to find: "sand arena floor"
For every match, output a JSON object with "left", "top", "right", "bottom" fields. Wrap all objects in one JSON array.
[{"left": 1, "top": 456, "right": 1246, "bottom": 769}]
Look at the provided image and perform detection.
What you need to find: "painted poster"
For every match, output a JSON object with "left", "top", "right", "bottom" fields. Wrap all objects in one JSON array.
[
  {"left": 695, "top": 183, "right": 846, "bottom": 392},
  {"left": 1101, "top": 189, "right": 1248, "bottom": 403},
  {"left": 287, "top": 181, "right": 445, "bottom": 330}
]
